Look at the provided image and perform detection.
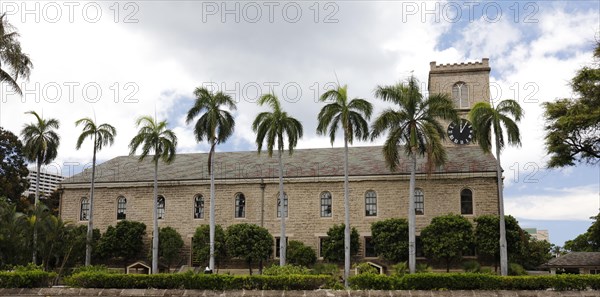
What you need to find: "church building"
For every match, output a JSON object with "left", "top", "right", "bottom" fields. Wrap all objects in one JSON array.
[{"left": 59, "top": 59, "right": 499, "bottom": 265}]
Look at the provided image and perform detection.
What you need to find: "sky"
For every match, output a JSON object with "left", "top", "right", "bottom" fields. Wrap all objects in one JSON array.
[{"left": 0, "top": 0, "right": 599, "bottom": 247}]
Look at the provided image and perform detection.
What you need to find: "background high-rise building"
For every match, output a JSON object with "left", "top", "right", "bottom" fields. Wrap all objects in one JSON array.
[{"left": 24, "top": 168, "right": 65, "bottom": 198}]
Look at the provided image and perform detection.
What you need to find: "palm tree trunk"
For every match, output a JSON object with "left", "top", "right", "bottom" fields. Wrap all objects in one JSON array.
[
  {"left": 278, "top": 148, "right": 286, "bottom": 266},
  {"left": 85, "top": 137, "right": 97, "bottom": 266},
  {"left": 343, "top": 135, "right": 350, "bottom": 287},
  {"left": 496, "top": 141, "right": 508, "bottom": 276},
  {"left": 32, "top": 159, "right": 41, "bottom": 264},
  {"left": 408, "top": 151, "right": 417, "bottom": 274},
  {"left": 152, "top": 160, "right": 159, "bottom": 274},
  {"left": 209, "top": 140, "right": 216, "bottom": 271}
]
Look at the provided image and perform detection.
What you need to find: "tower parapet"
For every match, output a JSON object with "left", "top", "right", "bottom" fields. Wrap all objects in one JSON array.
[{"left": 429, "top": 58, "right": 490, "bottom": 73}]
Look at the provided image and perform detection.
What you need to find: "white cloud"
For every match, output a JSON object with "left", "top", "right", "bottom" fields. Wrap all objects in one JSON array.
[{"left": 505, "top": 184, "right": 599, "bottom": 221}]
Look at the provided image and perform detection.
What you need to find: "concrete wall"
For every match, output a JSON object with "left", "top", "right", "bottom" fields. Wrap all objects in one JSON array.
[{"left": 3, "top": 288, "right": 600, "bottom": 297}]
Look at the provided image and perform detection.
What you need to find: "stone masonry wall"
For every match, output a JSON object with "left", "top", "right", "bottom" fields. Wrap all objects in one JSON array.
[{"left": 61, "top": 174, "right": 498, "bottom": 264}]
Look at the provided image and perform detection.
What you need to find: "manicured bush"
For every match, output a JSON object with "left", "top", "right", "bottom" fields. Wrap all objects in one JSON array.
[
  {"left": 65, "top": 271, "right": 335, "bottom": 290},
  {"left": 71, "top": 264, "right": 112, "bottom": 274},
  {"left": 348, "top": 273, "right": 397, "bottom": 290},
  {"left": 0, "top": 270, "right": 56, "bottom": 288},
  {"left": 508, "top": 262, "right": 527, "bottom": 275},
  {"left": 286, "top": 240, "right": 317, "bottom": 267},
  {"left": 349, "top": 273, "right": 600, "bottom": 291},
  {"left": 262, "top": 264, "right": 311, "bottom": 276}
]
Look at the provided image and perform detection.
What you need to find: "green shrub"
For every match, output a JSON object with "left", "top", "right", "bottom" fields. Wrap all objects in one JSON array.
[
  {"left": 262, "top": 264, "right": 311, "bottom": 276},
  {"left": 71, "top": 265, "right": 112, "bottom": 274},
  {"left": 415, "top": 263, "right": 431, "bottom": 273},
  {"left": 286, "top": 240, "right": 317, "bottom": 267},
  {"left": 348, "top": 273, "right": 600, "bottom": 291},
  {"left": 65, "top": 271, "right": 334, "bottom": 290},
  {"left": 348, "top": 273, "right": 397, "bottom": 290},
  {"left": 354, "top": 263, "right": 378, "bottom": 275},
  {"left": 0, "top": 270, "right": 56, "bottom": 288},
  {"left": 391, "top": 262, "right": 408, "bottom": 276},
  {"left": 508, "top": 263, "right": 527, "bottom": 276},
  {"left": 462, "top": 260, "right": 481, "bottom": 273},
  {"left": 311, "top": 263, "right": 340, "bottom": 277},
  {"left": 10, "top": 263, "right": 43, "bottom": 272}
]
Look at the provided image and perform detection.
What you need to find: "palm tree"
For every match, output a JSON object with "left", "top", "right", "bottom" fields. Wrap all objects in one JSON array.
[
  {"left": 316, "top": 84, "right": 372, "bottom": 286},
  {"left": 469, "top": 99, "right": 523, "bottom": 276},
  {"left": 21, "top": 111, "right": 60, "bottom": 264},
  {"left": 370, "top": 77, "right": 458, "bottom": 273},
  {"left": 0, "top": 13, "right": 33, "bottom": 95},
  {"left": 252, "top": 93, "right": 303, "bottom": 266},
  {"left": 75, "top": 117, "right": 117, "bottom": 266},
  {"left": 185, "top": 87, "right": 236, "bottom": 271},
  {"left": 129, "top": 116, "right": 177, "bottom": 274}
]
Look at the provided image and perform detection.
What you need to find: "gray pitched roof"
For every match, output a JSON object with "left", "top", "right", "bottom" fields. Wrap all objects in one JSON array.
[
  {"left": 545, "top": 252, "right": 600, "bottom": 267},
  {"left": 62, "top": 145, "right": 497, "bottom": 184}
]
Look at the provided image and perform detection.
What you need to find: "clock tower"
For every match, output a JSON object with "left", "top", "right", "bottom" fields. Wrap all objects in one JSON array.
[{"left": 428, "top": 58, "right": 491, "bottom": 146}]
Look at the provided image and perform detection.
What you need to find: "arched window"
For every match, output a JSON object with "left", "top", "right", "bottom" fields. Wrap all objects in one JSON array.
[
  {"left": 320, "top": 191, "right": 332, "bottom": 217},
  {"left": 117, "top": 196, "right": 127, "bottom": 220},
  {"left": 157, "top": 195, "right": 165, "bottom": 219},
  {"left": 277, "top": 192, "right": 288, "bottom": 218},
  {"left": 235, "top": 193, "right": 246, "bottom": 218},
  {"left": 365, "top": 190, "right": 377, "bottom": 216},
  {"left": 194, "top": 194, "right": 204, "bottom": 219},
  {"left": 80, "top": 197, "right": 89, "bottom": 221},
  {"left": 460, "top": 189, "right": 473, "bottom": 215},
  {"left": 414, "top": 188, "right": 424, "bottom": 215},
  {"left": 452, "top": 82, "right": 469, "bottom": 108}
]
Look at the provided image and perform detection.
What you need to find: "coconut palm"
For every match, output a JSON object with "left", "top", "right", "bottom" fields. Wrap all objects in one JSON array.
[
  {"left": 252, "top": 93, "right": 303, "bottom": 266},
  {"left": 185, "top": 87, "right": 236, "bottom": 271},
  {"left": 129, "top": 116, "right": 177, "bottom": 274},
  {"left": 469, "top": 99, "right": 523, "bottom": 276},
  {"left": 0, "top": 13, "right": 33, "bottom": 95},
  {"left": 370, "top": 76, "right": 458, "bottom": 273},
  {"left": 316, "top": 84, "right": 372, "bottom": 286},
  {"left": 21, "top": 111, "right": 60, "bottom": 264},
  {"left": 75, "top": 117, "right": 116, "bottom": 266}
]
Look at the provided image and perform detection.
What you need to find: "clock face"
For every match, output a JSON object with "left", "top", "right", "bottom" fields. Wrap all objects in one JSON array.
[{"left": 447, "top": 119, "right": 473, "bottom": 145}]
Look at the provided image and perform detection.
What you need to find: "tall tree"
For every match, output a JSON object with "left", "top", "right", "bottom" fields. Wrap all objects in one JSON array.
[
  {"left": 316, "top": 84, "right": 372, "bottom": 286},
  {"left": 252, "top": 93, "right": 303, "bottom": 265},
  {"left": 0, "top": 13, "right": 33, "bottom": 95},
  {"left": 543, "top": 97, "right": 599, "bottom": 167},
  {"left": 0, "top": 198, "right": 28, "bottom": 268},
  {"left": 185, "top": 87, "right": 236, "bottom": 271},
  {"left": 371, "top": 218, "right": 409, "bottom": 263},
  {"left": 129, "top": 116, "right": 177, "bottom": 274},
  {"left": 321, "top": 224, "right": 360, "bottom": 263},
  {"left": 421, "top": 214, "right": 473, "bottom": 272},
  {"left": 20, "top": 111, "right": 60, "bottom": 264},
  {"left": 0, "top": 127, "right": 29, "bottom": 202},
  {"left": 370, "top": 76, "right": 458, "bottom": 273},
  {"left": 543, "top": 42, "right": 600, "bottom": 167},
  {"left": 75, "top": 117, "right": 116, "bottom": 266},
  {"left": 469, "top": 99, "right": 523, "bottom": 276},
  {"left": 225, "top": 223, "right": 273, "bottom": 275},
  {"left": 473, "top": 215, "right": 523, "bottom": 271},
  {"left": 192, "top": 225, "right": 227, "bottom": 270}
]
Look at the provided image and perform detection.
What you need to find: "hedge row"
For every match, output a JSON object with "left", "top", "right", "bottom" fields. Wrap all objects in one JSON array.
[
  {"left": 0, "top": 271, "right": 56, "bottom": 288},
  {"left": 349, "top": 273, "right": 600, "bottom": 291},
  {"left": 66, "top": 272, "right": 335, "bottom": 290}
]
